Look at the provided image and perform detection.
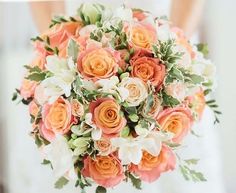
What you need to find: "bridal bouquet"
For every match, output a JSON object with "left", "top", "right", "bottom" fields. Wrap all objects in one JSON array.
[{"left": 13, "top": 3, "right": 220, "bottom": 193}]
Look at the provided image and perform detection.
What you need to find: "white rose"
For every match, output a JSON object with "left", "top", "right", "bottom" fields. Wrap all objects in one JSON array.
[
  {"left": 95, "top": 76, "right": 129, "bottom": 102},
  {"left": 165, "top": 81, "right": 187, "bottom": 102},
  {"left": 119, "top": 77, "right": 148, "bottom": 106}
]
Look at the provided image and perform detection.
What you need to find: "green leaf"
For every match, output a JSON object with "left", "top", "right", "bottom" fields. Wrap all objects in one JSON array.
[
  {"left": 54, "top": 177, "right": 69, "bottom": 189},
  {"left": 35, "top": 134, "right": 43, "bottom": 148},
  {"left": 169, "top": 67, "right": 184, "bottom": 81},
  {"left": 96, "top": 186, "right": 107, "bottom": 193},
  {"left": 12, "top": 92, "right": 18, "bottom": 101},
  {"left": 120, "top": 126, "right": 130, "bottom": 137},
  {"left": 184, "top": 159, "right": 199, "bottom": 165},
  {"left": 196, "top": 43, "right": 209, "bottom": 57},
  {"left": 144, "top": 94, "right": 154, "bottom": 114},
  {"left": 128, "top": 114, "right": 139, "bottom": 122},
  {"left": 186, "top": 74, "right": 204, "bottom": 84},
  {"left": 128, "top": 173, "right": 142, "bottom": 190},
  {"left": 204, "top": 89, "right": 212, "bottom": 96},
  {"left": 67, "top": 39, "right": 79, "bottom": 62},
  {"left": 41, "top": 159, "right": 51, "bottom": 165},
  {"left": 179, "top": 164, "right": 207, "bottom": 182},
  {"left": 24, "top": 65, "right": 42, "bottom": 73},
  {"left": 161, "top": 91, "right": 180, "bottom": 107},
  {"left": 26, "top": 72, "right": 46, "bottom": 82}
]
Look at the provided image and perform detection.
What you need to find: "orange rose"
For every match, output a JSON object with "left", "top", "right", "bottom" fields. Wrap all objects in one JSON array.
[
  {"left": 82, "top": 154, "right": 125, "bottom": 188},
  {"left": 41, "top": 97, "right": 76, "bottom": 141},
  {"left": 130, "top": 145, "right": 176, "bottom": 182},
  {"left": 20, "top": 79, "right": 37, "bottom": 99},
  {"left": 130, "top": 49, "right": 166, "bottom": 88},
  {"left": 132, "top": 10, "right": 147, "bottom": 21},
  {"left": 95, "top": 138, "right": 112, "bottom": 156},
  {"left": 89, "top": 98, "right": 126, "bottom": 138},
  {"left": 128, "top": 23, "right": 156, "bottom": 49},
  {"left": 77, "top": 48, "right": 119, "bottom": 81},
  {"left": 34, "top": 21, "right": 82, "bottom": 57},
  {"left": 157, "top": 107, "right": 193, "bottom": 143},
  {"left": 186, "top": 89, "right": 206, "bottom": 120}
]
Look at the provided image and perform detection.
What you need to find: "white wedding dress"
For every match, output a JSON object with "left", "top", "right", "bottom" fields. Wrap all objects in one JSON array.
[{"left": 3, "top": 1, "right": 225, "bottom": 193}]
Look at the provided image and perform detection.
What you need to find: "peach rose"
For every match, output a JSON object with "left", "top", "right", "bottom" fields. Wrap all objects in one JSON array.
[
  {"left": 94, "top": 138, "right": 112, "bottom": 156},
  {"left": 29, "top": 100, "right": 40, "bottom": 117},
  {"left": 82, "top": 154, "right": 125, "bottom": 188},
  {"left": 130, "top": 145, "right": 176, "bottom": 182},
  {"left": 142, "top": 94, "right": 162, "bottom": 118},
  {"left": 42, "top": 21, "right": 82, "bottom": 48},
  {"left": 186, "top": 89, "right": 206, "bottom": 120},
  {"left": 130, "top": 49, "right": 166, "bottom": 88},
  {"left": 30, "top": 55, "right": 46, "bottom": 70},
  {"left": 77, "top": 48, "right": 119, "bottom": 81},
  {"left": 41, "top": 97, "right": 76, "bottom": 141},
  {"left": 128, "top": 23, "right": 156, "bottom": 49},
  {"left": 35, "top": 22, "right": 82, "bottom": 57},
  {"left": 132, "top": 10, "right": 147, "bottom": 21},
  {"left": 20, "top": 79, "right": 37, "bottom": 99},
  {"left": 71, "top": 99, "right": 84, "bottom": 117},
  {"left": 172, "top": 27, "right": 195, "bottom": 59},
  {"left": 89, "top": 98, "right": 126, "bottom": 138},
  {"left": 157, "top": 106, "right": 193, "bottom": 143}
]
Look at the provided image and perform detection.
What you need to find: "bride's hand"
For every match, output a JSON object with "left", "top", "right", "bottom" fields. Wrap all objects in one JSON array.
[{"left": 170, "top": 0, "right": 205, "bottom": 38}]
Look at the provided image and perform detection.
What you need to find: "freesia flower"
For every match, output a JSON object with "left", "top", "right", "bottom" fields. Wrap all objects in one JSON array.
[
  {"left": 43, "top": 135, "right": 76, "bottom": 179},
  {"left": 38, "top": 56, "right": 76, "bottom": 104},
  {"left": 111, "top": 131, "right": 172, "bottom": 165}
]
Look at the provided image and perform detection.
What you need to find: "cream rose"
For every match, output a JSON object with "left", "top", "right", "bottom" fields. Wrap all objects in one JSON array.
[{"left": 119, "top": 77, "right": 148, "bottom": 107}]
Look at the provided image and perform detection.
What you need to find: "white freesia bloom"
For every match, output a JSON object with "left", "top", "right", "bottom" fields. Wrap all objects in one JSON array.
[
  {"left": 113, "top": 6, "right": 133, "bottom": 22},
  {"left": 96, "top": 76, "right": 129, "bottom": 102},
  {"left": 84, "top": 113, "right": 102, "bottom": 140},
  {"left": 174, "top": 45, "right": 192, "bottom": 69},
  {"left": 39, "top": 56, "right": 76, "bottom": 104},
  {"left": 157, "top": 24, "right": 175, "bottom": 41},
  {"left": 79, "top": 24, "right": 97, "bottom": 37},
  {"left": 43, "top": 135, "right": 76, "bottom": 179},
  {"left": 111, "top": 131, "right": 171, "bottom": 165},
  {"left": 119, "top": 77, "right": 148, "bottom": 106},
  {"left": 192, "top": 52, "right": 216, "bottom": 88}
]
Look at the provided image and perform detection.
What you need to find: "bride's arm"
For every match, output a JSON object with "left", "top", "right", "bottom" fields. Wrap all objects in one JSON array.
[
  {"left": 29, "top": 1, "right": 65, "bottom": 33},
  {"left": 170, "top": 0, "right": 205, "bottom": 37}
]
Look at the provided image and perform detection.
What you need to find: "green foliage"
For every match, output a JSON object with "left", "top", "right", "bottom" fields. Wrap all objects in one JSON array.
[
  {"left": 49, "top": 15, "right": 76, "bottom": 28},
  {"left": 26, "top": 72, "right": 47, "bottom": 82},
  {"left": 196, "top": 43, "right": 209, "bottom": 57},
  {"left": 54, "top": 177, "right": 69, "bottom": 189},
  {"left": 206, "top": 99, "right": 221, "bottom": 124},
  {"left": 96, "top": 186, "right": 107, "bottom": 193},
  {"left": 179, "top": 165, "right": 207, "bottom": 182},
  {"left": 120, "top": 126, "right": 130, "bottom": 137},
  {"left": 161, "top": 91, "right": 180, "bottom": 107},
  {"left": 128, "top": 173, "right": 142, "bottom": 190},
  {"left": 67, "top": 39, "right": 79, "bottom": 62},
  {"left": 152, "top": 40, "right": 183, "bottom": 69},
  {"left": 144, "top": 94, "right": 154, "bottom": 114}
]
